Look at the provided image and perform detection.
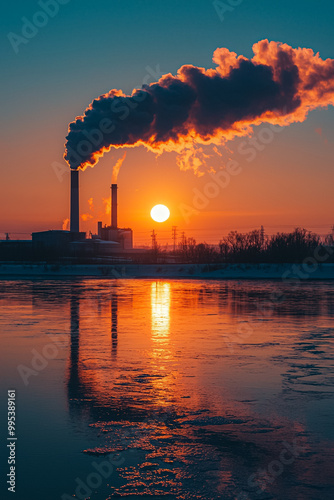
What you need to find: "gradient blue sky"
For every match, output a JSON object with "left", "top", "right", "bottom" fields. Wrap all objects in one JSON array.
[{"left": 1, "top": 0, "right": 334, "bottom": 244}]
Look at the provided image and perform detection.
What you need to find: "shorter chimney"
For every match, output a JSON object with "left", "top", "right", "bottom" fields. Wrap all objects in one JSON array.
[
  {"left": 111, "top": 184, "right": 117, "bottom": 228},
  {"left": 97, "top": 221, "right": 102, "bottom": 238}
]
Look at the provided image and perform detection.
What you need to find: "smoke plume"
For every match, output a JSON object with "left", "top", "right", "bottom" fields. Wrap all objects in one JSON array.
[
  {"left": 87, "top": 197, "right": 94, "bottom": 211},
  {"left": 64, "top": 40, "right": 334, "bottom": 171},
  {"left": 81, "top": 197, "right": 95, "bottom": 221},
  {"left": 111, "top": 152, "right": 127, "bottom": 183},
  {"left": 102, "top": 196, "right": 111, "bottom": 216}
]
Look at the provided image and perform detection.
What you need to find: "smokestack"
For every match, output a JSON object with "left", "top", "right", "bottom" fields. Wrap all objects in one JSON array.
[
  {"left": 97, "top": 221, "right": 102, "bottom": 238},
  {"left": 111, "top": 184, "right": 117, "bottom": 228},
  {"left": 70, "top": 169, "right": 79, "bottom": 232}
]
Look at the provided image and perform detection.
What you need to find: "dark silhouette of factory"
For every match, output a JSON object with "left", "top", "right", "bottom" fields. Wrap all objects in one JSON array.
[
  {"left": 0, "top": 170, "right": 139, "bottom": 263},
  {"left": 95, "top": 183, "right": 133, "bottom": 249}
]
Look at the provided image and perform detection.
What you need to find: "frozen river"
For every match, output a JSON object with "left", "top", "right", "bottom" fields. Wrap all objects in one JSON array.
[{"left": 0, "top": 279, "right": 333, "bottom": 499}]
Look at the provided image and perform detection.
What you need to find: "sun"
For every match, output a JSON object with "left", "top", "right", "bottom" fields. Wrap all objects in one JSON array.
[{"left": 150, "top": 204, "right": 170, "bottom": 223}]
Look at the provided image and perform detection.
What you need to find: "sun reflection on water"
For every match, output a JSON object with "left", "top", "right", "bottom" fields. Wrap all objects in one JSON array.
[{"left": 150, "top": 282, "right": 171, "bottom": 341}]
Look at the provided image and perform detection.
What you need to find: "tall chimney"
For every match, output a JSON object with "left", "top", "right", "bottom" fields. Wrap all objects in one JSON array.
[
  {"left": 70, "top": 169, "right": 79, "bottom": 232},
  {"left": 111, "top": 183, "right": 117, "bottom": 228}
]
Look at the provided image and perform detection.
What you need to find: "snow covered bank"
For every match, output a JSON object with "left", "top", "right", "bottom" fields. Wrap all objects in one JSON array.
[{"left": 1, "top": 263, "right": 334, "bottom": 279}]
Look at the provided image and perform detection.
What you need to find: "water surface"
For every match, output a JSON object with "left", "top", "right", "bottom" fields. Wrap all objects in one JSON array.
[{"left": 0, "top": 279, "right": 333, "bottom": 499}]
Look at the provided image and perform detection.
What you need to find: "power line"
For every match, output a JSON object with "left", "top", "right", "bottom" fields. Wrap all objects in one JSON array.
[
  {"left": 151, "top": 229, "right": 157, "bottom": 250},
  {"left": 172, "top": 226, "right": 177, "bottom": 251}
]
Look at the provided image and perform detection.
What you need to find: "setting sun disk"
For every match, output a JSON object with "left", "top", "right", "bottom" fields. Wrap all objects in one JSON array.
[{"left": 150, "top": 205, "right": 170, "bottom": 223}]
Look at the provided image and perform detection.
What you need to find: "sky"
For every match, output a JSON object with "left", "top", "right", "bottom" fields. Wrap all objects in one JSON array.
[{"left": 1, "top": 0, "right": 334, "bottom": 245}]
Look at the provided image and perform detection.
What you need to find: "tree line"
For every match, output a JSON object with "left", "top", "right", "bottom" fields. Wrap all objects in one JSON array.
[{"left": 165, "top": 228, "right": 334, "bottom": 264}]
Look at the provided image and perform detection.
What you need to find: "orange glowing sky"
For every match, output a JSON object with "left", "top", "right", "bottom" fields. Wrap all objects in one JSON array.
[
  {"left": 1, "top": 114, "right": 334, "bottom": 246},
  {"left": 1, "top": 1, "right": 334, "bottom": 245}
]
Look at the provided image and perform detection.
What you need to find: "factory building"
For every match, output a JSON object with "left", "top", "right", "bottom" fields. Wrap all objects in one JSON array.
[
  {"left": 0, "top": 169, "right": 136, "bottom": 262},
  {"left": 69, "top": 170, "right": 133, "bottom": 250},
  {"left": 33, "top": 170, "right": 134, "bottom": 255}
]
